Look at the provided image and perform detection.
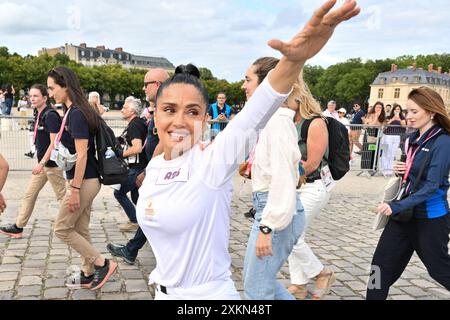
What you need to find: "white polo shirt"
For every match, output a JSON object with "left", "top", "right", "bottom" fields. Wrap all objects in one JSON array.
[{"left": 136, "top": 76, "right": 291, "bottom": 289}]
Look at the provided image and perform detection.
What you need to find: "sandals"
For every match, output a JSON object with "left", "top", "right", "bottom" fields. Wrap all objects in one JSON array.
[
  {"left": 288, "top": 284, "right": 309, "bottom": 300},
  {"left": 312, "top": 269, "right": 336, "bottom": 300}
]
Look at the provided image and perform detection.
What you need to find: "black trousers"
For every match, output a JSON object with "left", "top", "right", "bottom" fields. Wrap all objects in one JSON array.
[{"left": 366, "top": 214, "right": 450, "bottom": 300}]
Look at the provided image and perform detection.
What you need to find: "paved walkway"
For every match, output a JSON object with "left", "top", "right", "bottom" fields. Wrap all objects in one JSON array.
[{"left": 0, "top": 171, "right": 449, "bottom": 300}]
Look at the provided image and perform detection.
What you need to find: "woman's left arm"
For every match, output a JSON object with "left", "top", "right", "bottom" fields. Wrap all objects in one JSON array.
[{"left": 68, "top": 139, "right": 88, "bottom": 213}]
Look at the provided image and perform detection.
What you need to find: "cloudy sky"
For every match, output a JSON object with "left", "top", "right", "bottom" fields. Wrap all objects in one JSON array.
[{"left": 1, "top": 0, "right": 449, "bottom": 82}]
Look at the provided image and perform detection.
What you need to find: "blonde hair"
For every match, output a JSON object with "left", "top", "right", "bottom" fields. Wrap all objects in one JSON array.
[{"left": 286, "top": 69, "right": 322, "bottom": 120}]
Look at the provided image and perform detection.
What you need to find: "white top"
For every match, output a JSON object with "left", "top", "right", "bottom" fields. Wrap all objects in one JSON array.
[
  {"left": 322, "top": 109, "right": 339, "bottom": 120},
  {"left": 338, "top": 117, "right": 350, "bottom": 128},
  {"left": 136, "top": 76, "right": 291, "bottom": 288},
  {"left": 251, "top": 108, "right": 301, "bottom": 231}
]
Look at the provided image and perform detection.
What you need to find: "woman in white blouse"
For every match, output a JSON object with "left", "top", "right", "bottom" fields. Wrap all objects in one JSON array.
[
  {"left": 242, "top": 62, "right": 305, "bottom": 300},
  {"left": 136, "top": 0, "right": 360, "bottom": 300}
]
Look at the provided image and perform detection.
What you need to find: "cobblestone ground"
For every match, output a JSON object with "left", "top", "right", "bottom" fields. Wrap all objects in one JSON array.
[{"left": 0, "top": 172, "right": 449, "bottom": 300}]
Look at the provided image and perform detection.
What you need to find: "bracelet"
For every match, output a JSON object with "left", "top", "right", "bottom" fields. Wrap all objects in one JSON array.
[{"left": 71, "top": 185, "right": 81, "bottom": 190}]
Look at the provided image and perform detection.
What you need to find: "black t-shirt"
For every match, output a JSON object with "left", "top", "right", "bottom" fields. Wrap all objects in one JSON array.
[
  {"left": 122, "top": 117, "right": 149, "bottom": 169},
  {"left": 35, "top": 107, "right": 62, "bottom": 167},
  {"left": 145, "top": 118, "right": 160, "bottom": 160},
  {"left": 4, "top": 92, "right": 13, "bottom": 100},
  {"left": 59, "top": 106, "right": 99, "bottom": 180}
]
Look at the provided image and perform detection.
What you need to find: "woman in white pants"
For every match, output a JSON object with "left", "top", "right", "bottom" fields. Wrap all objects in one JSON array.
[{"left": 287, "top": 75, "right": 334, "bottom": 300}]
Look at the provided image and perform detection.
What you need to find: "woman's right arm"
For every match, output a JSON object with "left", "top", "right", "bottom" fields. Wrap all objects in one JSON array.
[
  {"left": 268, "top": 0, "right": 359, "bottom": 94},
  {"left": 0, "top": 154, "right": 9, "bottom": 193},
  {"left": 390, "top": 137, "right": 450, "bottom": 215},
  {"left": 0, "top": 154, "right": 9, "bottom": 214}
]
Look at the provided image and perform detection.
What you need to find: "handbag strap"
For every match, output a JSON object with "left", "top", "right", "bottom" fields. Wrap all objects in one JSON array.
[{"left": 407, "top": 135, "right": 439, "bottom": 194}]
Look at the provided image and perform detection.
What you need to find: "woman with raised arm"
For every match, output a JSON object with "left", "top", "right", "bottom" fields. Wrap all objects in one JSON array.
[{"left": 136, "top": 0, "right": 360, "bottom": 300}]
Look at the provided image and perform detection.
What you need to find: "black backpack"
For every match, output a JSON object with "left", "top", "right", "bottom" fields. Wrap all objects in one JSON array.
[
  {"left": 95, "top": 117, "right": 129, "bottom": 185},
  {"left": 300, "top": 116, "right": 350, "bottom": 180},
  {"left": 41, "top": 107, "right": 60, "bottom": 132}
]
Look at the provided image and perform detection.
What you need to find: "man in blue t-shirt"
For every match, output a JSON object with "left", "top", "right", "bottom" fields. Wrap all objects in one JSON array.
[
  {"left": 350, "top": 102, "right": 366, "bottom": 156},
  {"left": 0, "top": 84, "right": 67, "bottom": 238},
  {"left": 208, "top": 92, "right": 232, "bottom": 140}
]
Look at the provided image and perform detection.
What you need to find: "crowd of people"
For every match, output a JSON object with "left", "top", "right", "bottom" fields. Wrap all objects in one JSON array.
[{"left": 0, "top": 0, "right": 449, "bottom": 301}]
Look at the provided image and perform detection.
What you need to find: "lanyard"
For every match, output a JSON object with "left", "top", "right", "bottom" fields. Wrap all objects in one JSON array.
[
  {"left": 55, "top": 109, "right": 71, "bottom": 148},
  {"left": 33, "top": 109, "right": 44, "bottom": 144},
  {"left": 403, "top": 128, "right": 441, "bottom": 184}
]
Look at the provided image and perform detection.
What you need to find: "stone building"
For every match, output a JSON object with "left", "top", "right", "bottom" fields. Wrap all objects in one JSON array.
[
  {"left": 39, "top": 43, "right": 175, "bottom": 71},
  {"left": 369, "top": 63, "right": 450, "bottom": 112}
]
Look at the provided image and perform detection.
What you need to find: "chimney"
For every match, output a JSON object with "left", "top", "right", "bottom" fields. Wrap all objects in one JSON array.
[
  {"left": 412, "top": 63, "right": 416, "bottom": 71},
  {"left": 115, "top": 47, "right": 123, "bottom": 53},
  {"left": 79, "top": 43, "right": 87, "bottom": 48},
  {"left": 438, "top": 67, "right": 442, "bottom": 74},
  {"left": 428, "top": 64, "right": 434, "bottom": 72},
  {"left": 96, "top": 45, "right": 106, "bottom": 51}
]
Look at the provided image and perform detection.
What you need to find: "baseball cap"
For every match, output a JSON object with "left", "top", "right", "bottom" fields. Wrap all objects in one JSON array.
[{"left": 338, "top": 108, "right": 347, "bottom": 114}]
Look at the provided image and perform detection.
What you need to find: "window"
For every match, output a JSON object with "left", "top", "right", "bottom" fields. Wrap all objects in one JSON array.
[
  {"left": 119, "top": 54, "right": 122, "bottom": 59},
  {"left": 413, "top": 76, "right": 421, "bottom": 83},
  {"left": 81, "top": 50, "right": 85, "bottom": 57},
  {"left": 394, "top": 88, "right": 401, "bottom": 99},
  {"left": 402, "top": 76, "right": 408, "bottom": 83},
  {"left": 90, "top": 51, "right": 93, "bottom": 57},
  {"left": 391, "top": 77, "right": 398, "bottom": 83},
  {"left": 378, "top": 88, "right": 384, "bottom": 99}
]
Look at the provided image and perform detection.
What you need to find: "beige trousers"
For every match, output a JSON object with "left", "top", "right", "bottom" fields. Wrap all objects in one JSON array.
[
  {"left": 16, "top": 167, "right": 66, "bottom": 228},
  {"left": 54, "top": 178, "right": 101, "bottom": 275}
]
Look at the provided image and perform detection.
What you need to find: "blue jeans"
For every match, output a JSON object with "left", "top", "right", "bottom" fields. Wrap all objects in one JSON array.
[
  {"left": 243, "top": 191, "right": 305, "bottom": 300},
  {"left": 4, "top": 99, "right": 13, "bottom": 115},
  {"left": 114, "top": 168, "right": 142, "bottom": 223},
  {"left": 126, "top": 227, "right": 147, "bottom": 257}
]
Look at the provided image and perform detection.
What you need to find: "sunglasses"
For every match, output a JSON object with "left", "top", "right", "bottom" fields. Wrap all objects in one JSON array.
[{"left": 144, "top": 81, "right": 159, "bottom": 88}]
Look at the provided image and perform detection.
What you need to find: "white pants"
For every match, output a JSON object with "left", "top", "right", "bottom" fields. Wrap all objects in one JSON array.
[
  {"left": 153, "top": 278, "right": 241, "bottom": 300},
  {"left": 288, "top": 180, "right": 331, "bottom": 285},
  {"left": 380, "top": 135, "right": 400, "bottom": 175}
]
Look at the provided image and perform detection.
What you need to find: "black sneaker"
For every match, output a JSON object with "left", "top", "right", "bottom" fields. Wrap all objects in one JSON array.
[
  {"left": 107, "top": 243, "right": 136, "bottom": 265},
  {"left": 66, "top": 271, "right": 94, "bottom": 289},
  {"left": 24, "top": 152, "right": 34, "bottom": 158},
  {"left": 90, "top": 259, "right": 117, "bottom": 291},
  {"left": 0, "top": 224, "right": 24, "bottom": 238},
  {"left": 244, "top": 208, "right": 256, "bottom": 219}
]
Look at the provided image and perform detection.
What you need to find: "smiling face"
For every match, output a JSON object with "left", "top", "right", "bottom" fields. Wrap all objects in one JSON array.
[
  {"left": 47, "top": 77, "right": 69, "bottom": 105},
  {"left": 155, "top": 83, "right": 208, "bottom": 159},
  {"left": 241, "top": 65, "right": 259, "bottom": 101}
]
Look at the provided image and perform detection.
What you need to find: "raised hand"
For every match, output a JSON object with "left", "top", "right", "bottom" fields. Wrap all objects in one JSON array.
[{"left": 269, "top": 0, "right": 360, "bottom": 64}]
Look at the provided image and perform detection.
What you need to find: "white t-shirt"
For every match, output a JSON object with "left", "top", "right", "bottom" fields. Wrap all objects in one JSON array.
[{"left": 136, "top": 76, "right": 290, "bottom": 289}]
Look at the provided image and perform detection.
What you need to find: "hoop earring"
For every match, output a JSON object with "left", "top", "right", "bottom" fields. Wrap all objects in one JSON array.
[{"left": 153, "top": 127, "right": 158, "bottom": 135}]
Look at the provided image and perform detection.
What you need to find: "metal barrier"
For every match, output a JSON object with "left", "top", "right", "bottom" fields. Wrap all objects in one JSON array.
[
  {"left": 1, "top": 115, "right": 412, "bottom": 176},
  {"left": 346, "top": 123, "right": 410, "bottom": 177},
  {"left": 0, "top": 116, "right": 127, "bottom": 171}
]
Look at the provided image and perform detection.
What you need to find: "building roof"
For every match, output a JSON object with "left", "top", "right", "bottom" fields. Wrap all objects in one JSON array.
[{"left": 372, "top": 68, "right": 450, "bottom": 87}]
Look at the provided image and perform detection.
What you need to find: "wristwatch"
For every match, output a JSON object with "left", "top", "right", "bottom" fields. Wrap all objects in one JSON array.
[{"left": 259, "top": 225, "right": 272, "bottom": 235}]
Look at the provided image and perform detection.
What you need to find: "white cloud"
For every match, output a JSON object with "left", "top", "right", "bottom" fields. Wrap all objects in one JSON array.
[{"left": 0, "top": 0, "right": 449, "bottom": 82}]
